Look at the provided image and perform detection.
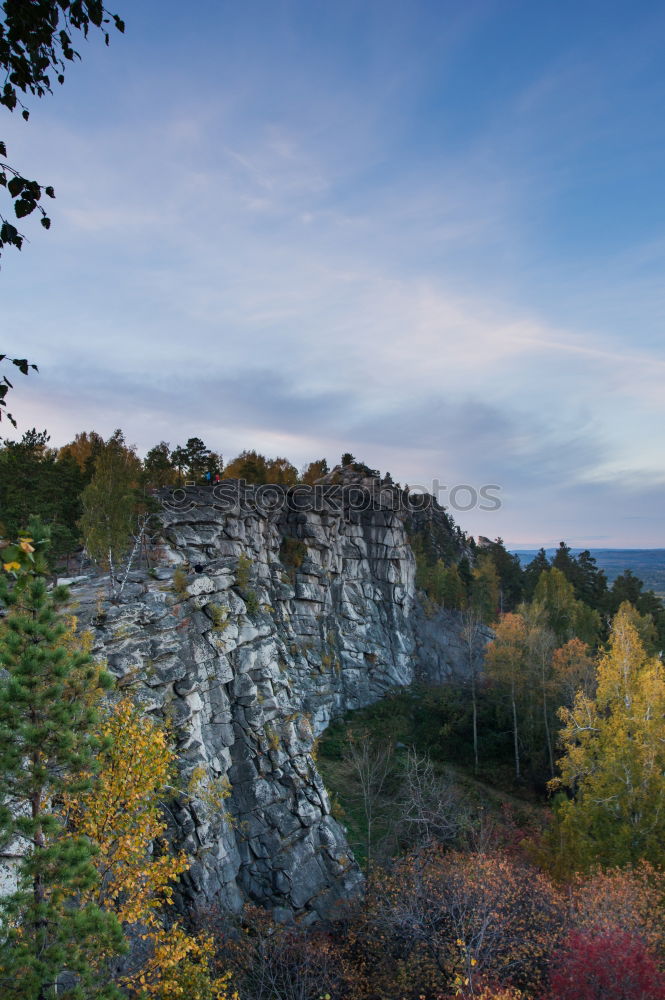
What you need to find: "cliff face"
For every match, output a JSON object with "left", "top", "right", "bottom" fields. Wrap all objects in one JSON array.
[{"left": 65, "top": 477, "right": 483, "bottom": 922}]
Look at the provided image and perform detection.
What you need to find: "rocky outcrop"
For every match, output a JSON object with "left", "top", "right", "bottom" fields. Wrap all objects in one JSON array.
[{"left": 65, "top": 476, "right": 485, "bottom": 922}]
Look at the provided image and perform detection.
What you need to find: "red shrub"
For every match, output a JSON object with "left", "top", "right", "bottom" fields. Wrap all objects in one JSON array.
[{"left": 549, "top": 929, "right": 665, "bottom": 1000}]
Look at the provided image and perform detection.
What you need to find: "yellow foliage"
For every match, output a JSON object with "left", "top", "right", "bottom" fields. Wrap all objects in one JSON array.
[
  {"left": 67, "top": 698, "right": 233, "bottom": 997},
  {"left": 474, "top": 988, "right": 525, "bottom": 1000},
  {"left": 131, "top": 927, "right": 236, "bottom": 1000},
  {"left": 188, "top": 764, "right": 232, "bottom": 815},
  {"left": 550, "top": 608, "right": 665, "bottom": 870},
  {"left": 68, "top": 699, "right": 186, "bottom": 929},
  {"left": 61, "top": 613, "right": 95, "bottom": 655}
]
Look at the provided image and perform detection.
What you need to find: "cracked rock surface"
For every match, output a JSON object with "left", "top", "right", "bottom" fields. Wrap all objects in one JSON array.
[{"left": 64, "top": 479, "right": 485, "bottom": 921}]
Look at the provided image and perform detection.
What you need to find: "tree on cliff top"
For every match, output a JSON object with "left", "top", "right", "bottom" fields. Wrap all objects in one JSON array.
[{"left": 78, "top": 429, "right": 143, "bottom": 593}]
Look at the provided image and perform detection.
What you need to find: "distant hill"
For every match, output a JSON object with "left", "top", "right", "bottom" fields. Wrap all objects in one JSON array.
[{"left": 512, "top": 549, "right": 665, "bottom": 598}]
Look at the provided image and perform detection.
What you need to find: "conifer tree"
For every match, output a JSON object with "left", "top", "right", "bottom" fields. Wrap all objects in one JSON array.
[
  {"left": 442, "top": 563, "right": 467, "bottom": 610},
  {"left": 523, "top": 547, "right": 550, "bottom": 600},
  {"left": 0, "top": 534, "right": 125, "bottom": 999},
  {"left": 471, "top": 552, "right": 500, "bottom": 624},
  {"left": 143, "top": 441, "right": 178, "bottom": 488}
]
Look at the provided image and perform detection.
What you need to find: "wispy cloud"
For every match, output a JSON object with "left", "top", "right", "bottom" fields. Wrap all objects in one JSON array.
[{"left": 2, "top": 0, "right": 664, "bottom": 546}]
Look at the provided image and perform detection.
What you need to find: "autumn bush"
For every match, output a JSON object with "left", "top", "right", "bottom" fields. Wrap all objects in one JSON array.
[
  {"left": 548, "top": 929, "right": 665, "bottom": 1000},
  {"left": 570, "top": 863, "right": 665, "bottom": 958},
  {"left": 449, "top": 986, "right": 526, "bottom": 1000},
  {"left": 340, "top": 846, "right": 566, "bottom": 998},
  {"left": 198, "top": 903, "right": 346, "bottom": 1000},
  {"left": 189, "top": 847, "right": 665, "bottom": 1000}
]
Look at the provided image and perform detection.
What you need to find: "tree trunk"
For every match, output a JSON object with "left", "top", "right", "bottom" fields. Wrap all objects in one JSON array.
[
  {"left": 511, "top": 680, "right": 520, "bottom": 779},
  {"left": 472, "top": 672, "right": 479, "bottom": 775},
  {"left": 108, "top": 547, "right": 116, "bottom": 599},
  {"left": 32, "top": 785, "right": 49, "bottom": 1000},
  {"left": 542, "top": 670, "right": 554, "bottom": 777}
]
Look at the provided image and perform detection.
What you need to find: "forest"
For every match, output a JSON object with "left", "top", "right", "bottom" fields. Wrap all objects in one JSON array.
[
  {"left": 2, "top": 0, "right": 664, "bottom": 996},
  {"left": 1, "top": 427, "right": 665, "bottom": 998}
]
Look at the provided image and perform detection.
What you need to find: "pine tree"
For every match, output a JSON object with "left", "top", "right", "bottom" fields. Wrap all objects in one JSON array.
[
  {"left": 573, "top": 549, "right": 608, "bottom": 610},
  {"left": 300, "top": 458, "right": 329, "bottom": 484},
  {"left": 471, "top": 553, "right": 500, "bottom": 624},
  {"left": 182, "top": 437, "right": 211, "bottom": 480},
  {"left": 460, "top": 606, "right": 484, "bottom": 773},
  {"left": 442, "top": 563, "right": 467, "bottom": 610},
  {"left": 143, "top": 441, "right": 178, "bottom": 489},
  {"left": 0, "top": 543, "right": 125, "bottom": 999},
  {"left": 485, "top": 538, "right": 525, "bottom": 611},
  {"left": 523, "top": 548, "right": 550, "bottom": 600},
  {"left": 551, "top": 541, "right": 576, "bottom": 583}
]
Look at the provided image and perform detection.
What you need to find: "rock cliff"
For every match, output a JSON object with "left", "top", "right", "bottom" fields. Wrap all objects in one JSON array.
[{"left": 64, "top": 475, "right": 485, "bottom": 923}]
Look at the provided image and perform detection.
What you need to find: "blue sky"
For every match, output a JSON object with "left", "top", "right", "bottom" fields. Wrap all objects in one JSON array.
[{"left": 2, "top": 0, "right": 665, "bottom": 547}]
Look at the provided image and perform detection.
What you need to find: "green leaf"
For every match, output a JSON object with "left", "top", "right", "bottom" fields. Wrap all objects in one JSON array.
[
  {"left": 0, "top": 141, "right": 6, "bottom": 157},
  {"left": 45, "top": 186, "right": 56, "bottom": 199},
  {"left": 40, "top": 217, "right": 51, "bottom": 230},
  {"left": 21, "top": 109, "right": 29, "bottom": 121}
]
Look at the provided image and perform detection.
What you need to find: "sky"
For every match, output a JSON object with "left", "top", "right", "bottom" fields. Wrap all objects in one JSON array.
[{"left": 2, "top": 0, "right": 665, "bottom": 547}]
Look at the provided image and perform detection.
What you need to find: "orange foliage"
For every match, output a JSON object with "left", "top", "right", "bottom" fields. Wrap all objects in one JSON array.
[
  {"left": 551, "top": 638, "right": 596, "bottom": 705},
  {"left": 570, "top": 863, "right": 665, "bottom": 958},
  {"left": 338, "top": 847, "right": 565, "bottom": 998},
  {"left": 206, "top": 903, "right": 345, "bottom": 1000},
  {"left": 58, "top": 430, "right": 104, "bottom": 470}
]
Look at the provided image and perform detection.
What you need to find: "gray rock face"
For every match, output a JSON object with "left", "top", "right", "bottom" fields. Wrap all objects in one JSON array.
[{"left": 66, "top": 480, "right": 484, "bottom": 922}]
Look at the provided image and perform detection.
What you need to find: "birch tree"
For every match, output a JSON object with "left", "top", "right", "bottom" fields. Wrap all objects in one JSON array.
[{"left": 551, "top": 606, "right": 665, "bottom": 870}]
